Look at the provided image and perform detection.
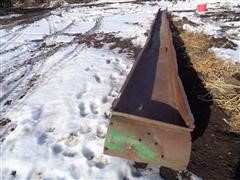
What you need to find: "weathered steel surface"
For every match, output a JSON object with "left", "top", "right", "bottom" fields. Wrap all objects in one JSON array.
[
  {"left": 104, "top": 113, "right": 191, "bottom": 170},
  {"left": 104, "top": 10, "right": 195, "bottom": 171}
]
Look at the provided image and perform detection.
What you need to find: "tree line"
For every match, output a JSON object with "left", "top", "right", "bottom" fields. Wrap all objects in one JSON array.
[{"left": 0, "top": 0, "right": 50, "bottom": 8}]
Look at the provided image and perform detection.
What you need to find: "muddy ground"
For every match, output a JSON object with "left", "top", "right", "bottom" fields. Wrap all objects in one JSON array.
[
  {"left": 173, "top": 26, "right": 240, "bottom": 180},
  {"left": 164, "top": 15, "right": 240, "bottom": 180},
  {"left": 137, "top": 12, "right": 240, "bottom": 179}
]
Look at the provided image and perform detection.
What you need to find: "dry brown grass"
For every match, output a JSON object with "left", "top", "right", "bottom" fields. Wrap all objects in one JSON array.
[{"left": 174, "top": 23, "right": 240, "bottom": 132}]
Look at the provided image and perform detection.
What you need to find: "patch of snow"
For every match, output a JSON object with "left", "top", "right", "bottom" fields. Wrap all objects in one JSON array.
[
  {"left": 1, "top": 2, "right": 164, "bottom": 179},
  {"left": 182, "top": 23, "right": 197, "bottom": 32},
  {"left": 182, "top": 22, "right": 221, "bottom": 36},
  {"left": 170, "top": 0, "right": 240, "bottom": 63},
  {"left": 0, "top": 14, "right": 22, "bottom": 19},
  {"left": 1, "top": 46, "right": 165, "bottom": 179},
  {"left": 210, "top": 47, "right": 240, "bottom": 63}
]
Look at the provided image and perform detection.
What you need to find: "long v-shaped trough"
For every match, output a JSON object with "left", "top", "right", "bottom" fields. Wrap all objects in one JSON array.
[{"left": 104, "top": 11, "right": 195, "bottom": 171}]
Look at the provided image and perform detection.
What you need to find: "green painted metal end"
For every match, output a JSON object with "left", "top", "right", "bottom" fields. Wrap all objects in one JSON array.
[
  {"left": 104, "top": 115, "right": 191, "bottom": 170},
  {"left": 105, "top": 127, "right": 157, "bottom": 162}
]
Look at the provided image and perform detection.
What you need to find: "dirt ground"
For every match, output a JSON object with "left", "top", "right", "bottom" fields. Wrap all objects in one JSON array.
[
  {"left": 0, "top": 7, "right": 54, "bottom": 29},
  {"left": 125, "top": 10, "right": 240, "bottom": 179},
  {"left": 167, "top": 17, "right": 240, "bottom": 180}
]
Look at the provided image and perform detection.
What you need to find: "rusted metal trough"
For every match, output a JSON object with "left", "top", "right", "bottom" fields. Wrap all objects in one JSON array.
[{"left": 103, "top": 11, "right": 195, "bottom": 171}]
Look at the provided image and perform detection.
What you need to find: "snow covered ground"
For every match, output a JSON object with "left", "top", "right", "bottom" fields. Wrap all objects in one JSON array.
[
  {"left": 0, "top": 2, "right": 164, "bottom": 179},
  {"left": 170, "top": 0, "right": 240, "bottom": 63},
  {"left": 0, "top": 0, "right": 239, "bottom": 179}
]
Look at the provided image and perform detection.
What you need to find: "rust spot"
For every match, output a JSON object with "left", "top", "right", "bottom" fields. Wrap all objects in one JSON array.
[{"left": 125, "top": 144, "right": 134, "bottom": 151}]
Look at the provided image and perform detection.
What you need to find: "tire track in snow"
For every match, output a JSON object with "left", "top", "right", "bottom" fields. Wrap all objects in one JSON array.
[
  {"left": 0, "top": 66, "right": 31, "bottom": 103},
  {"left": 85, "top": 16, "right": 103, "bottom": 35},
  {"left": 1, "top": 14, "right": 104, "bottom": 80},
  {"left": 0, "top": 44, "right": 84, "bottom": 141},
  {"left": 0, "top": 42, "right": 84, "bottom": 117},
  {"left": 0, "top": 24, "right": 30, "bottom": 51},
  {"left": 1, "top": 12, "right": 107, "bottom": 139}
]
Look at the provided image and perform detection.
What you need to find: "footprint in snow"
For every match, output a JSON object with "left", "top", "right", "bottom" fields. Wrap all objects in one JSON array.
[
  {"left": 130, "top": 164, "right": 142, "bottom": 177},
  {"left": 104, "top": 111, "right": 111, "bottom": 119},
  {"left": 63, "top": 133, "right": 80, "bottom": 147},
  {"left": 76, "top": 83, "right": 91, "bottom": 99},
  {"left": 106, "top": 59, "right": 111, "bottom": 64},
  {"left": 37, "top": 133, "right": 48, "bottom": 145},
  {"left": 102, "top": 96, "right": 109, "bottom": 104},
  {"left": 109, "top": 73, "right": 120, "bottom": 88},
  {"left": 10, "top": 170, "right": 17, "bottom": 178},
  {"left": 79, "top": 126, "right": 92, "bottom": 134},
  {"left": 93, "top": 73, "right": 102, "bottom": 83},
  {"left": 79, "top": 102, "right": 90, "bottom": 117},
  {"left": 51, "top": 144, "right": 63, "bottom": 154},
  {"left": 85, "top": 67, "right": 90, "bottom": 71},
  {"left": 90, "top": 101, "right": 100, "bottom": 114},
  {"left": 109, "top": 73, "right": 118, "bottom": 81},
  {"left": 119, "top": 65, "right": 128, "bottom": 76},
  {"left": 108, "top": 90, "right": 118, "bottom": 97},
  {"left": 93, "top": 155, "right": 109, "bottom": 169},
  {"left": 82, "top": 147, "right": 95, "bottom": 160},
  {"left": 126, "top": 64, "right": 131, "bottom": 70},
  {"left": 29, "top": 170, "right": 43, "bottom": 180},
  {"left": 114, "top": 63, "right": 128, "bottom": 76},
  {"left": 46, "top": 127, "right": 55, "bottom": 133},
  {"left": 120, "top": 69, "right": 128, "bottom": 76},
  {"left": 62, "top": 150, "right": 77, "bottom": 158},
  {"left": 96, "top": 126, "right": 106, "bottom": 139},
  {"left": 0, "top": 118, "right": 11, "bottom": 127},
  {"left": 76, "top": 90, "right": 86, "bottom": 99}
]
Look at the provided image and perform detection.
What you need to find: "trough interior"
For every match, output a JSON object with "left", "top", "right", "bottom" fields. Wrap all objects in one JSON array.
[{"left": 113, "top": 11, "right": 186, "bottom": 127}]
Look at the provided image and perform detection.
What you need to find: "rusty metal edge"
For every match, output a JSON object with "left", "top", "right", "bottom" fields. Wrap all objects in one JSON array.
[
  {"left": 111, "top": 111, "right": 193, "bottom": 132},
  {"left": 104, "top": 112, "right": 192, "bottom": 171},
  {"left": 160, "top": 11, "right": 195, "bottom": 128},
  {"left": 111, "top": 10, "right": 162, "bottom": 110}
]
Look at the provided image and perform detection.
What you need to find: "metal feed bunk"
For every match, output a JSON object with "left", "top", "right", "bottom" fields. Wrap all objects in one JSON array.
[{"left": 104, "top": 10, "right": 195, "bottom": 171}]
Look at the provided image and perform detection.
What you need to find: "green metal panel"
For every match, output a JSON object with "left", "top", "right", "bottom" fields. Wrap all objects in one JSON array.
[
  {"left": 104, "top": 114, "right": 191, "bottom": 170},
  {"left": 105, "top": 128, "right": 157, "bottom": 162}
]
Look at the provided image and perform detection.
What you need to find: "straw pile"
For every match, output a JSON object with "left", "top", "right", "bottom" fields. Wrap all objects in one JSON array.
[{"left": 174, "top": 20, "right": 240, "bottom": 132}]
